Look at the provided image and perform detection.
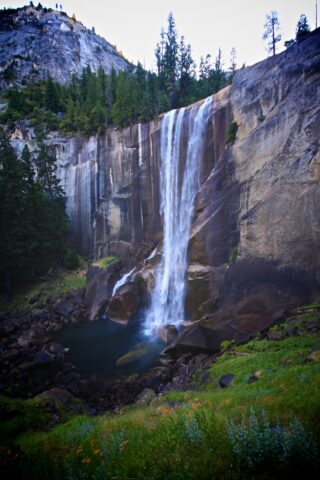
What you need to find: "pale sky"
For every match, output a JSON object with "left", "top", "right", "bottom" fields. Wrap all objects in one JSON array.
[{"left": 1, "top": 0, "right": 316, "bottom": 71}]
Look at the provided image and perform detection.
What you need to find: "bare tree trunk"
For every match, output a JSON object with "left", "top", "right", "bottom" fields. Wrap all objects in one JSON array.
[{"left": 272, "top": 21, "right": 275, "bottom": 56}]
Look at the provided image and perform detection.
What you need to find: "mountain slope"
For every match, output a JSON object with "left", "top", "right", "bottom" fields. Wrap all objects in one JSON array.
[{"left": 0, "top": 4, "right": 130, "bottom": 89}]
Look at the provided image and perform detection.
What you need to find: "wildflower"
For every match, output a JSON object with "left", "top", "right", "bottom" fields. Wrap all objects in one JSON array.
[
  {"left": 81, "top": 458, "right": 91, "bottom": 464},
  {"left": 119, "top": 439, "right": 128, "bottom": 451},
  {"left": 93, "top": 448, "right": 101, "bottom": 454},
  {"left": 76, "top": 448, "right": 83, "bottom": 454}
]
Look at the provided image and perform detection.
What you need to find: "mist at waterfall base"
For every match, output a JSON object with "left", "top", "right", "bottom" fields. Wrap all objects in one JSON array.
[
  {"left": 144, "top": 97, "right": 212, "bottom": 337},
  {"left": 55, "top": 316, "right": 165, "bottom": 378}
]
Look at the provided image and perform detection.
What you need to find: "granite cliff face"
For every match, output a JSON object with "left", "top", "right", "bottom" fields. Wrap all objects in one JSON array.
[
  {"left": 0, "top": 5, "right": 130, "bottom": 89},
  {"left": 186, "top": 30, "right": 320, "bottom": 340},
  {"left": 10, "top": 30, "right": 320, "bottom": 341}
]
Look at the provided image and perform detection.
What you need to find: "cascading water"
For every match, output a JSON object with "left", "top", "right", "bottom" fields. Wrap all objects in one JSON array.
[
  {"left": 112, "top": 267, "right": 136, "bottom": 296},
  {"left": 111, "top": 248, "right": 157, "bottom": 298},
  {"left": 144, "top": 97, "right": 212, "bottom": 336}
]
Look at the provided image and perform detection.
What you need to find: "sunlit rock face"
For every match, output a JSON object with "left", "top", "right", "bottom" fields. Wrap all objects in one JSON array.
[{"left": 0, "top": 5, "right": 129, "bottom": 89}]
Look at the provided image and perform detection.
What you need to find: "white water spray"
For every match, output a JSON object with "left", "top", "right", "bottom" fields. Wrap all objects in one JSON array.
[{"left": 144, "top": 97, "right": 212, "bottom": 336}]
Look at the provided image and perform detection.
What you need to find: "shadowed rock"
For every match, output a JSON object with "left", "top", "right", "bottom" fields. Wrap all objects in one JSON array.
[{"left": 85, "top": 261, "right": 121, "bottom": 321}]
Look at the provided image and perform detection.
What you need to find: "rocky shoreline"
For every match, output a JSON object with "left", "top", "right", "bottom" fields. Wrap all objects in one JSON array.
[{"left": 0, "top": 288, "right": 217, "bottom": 416}]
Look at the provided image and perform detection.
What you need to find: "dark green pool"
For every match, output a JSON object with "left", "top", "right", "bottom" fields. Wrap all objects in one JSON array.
[{"left": 55, "top": 318, "right": 164, "bottom": 379}]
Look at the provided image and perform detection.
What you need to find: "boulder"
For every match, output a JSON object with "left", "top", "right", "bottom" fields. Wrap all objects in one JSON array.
[
  {"left": 162, "top": 324, "right": 236, "bottom": 358},
  {"left": 185, "top": 264, "right": 221, "bottom": 319},
  {"left": 106, "top": 279, "right": 145, "bottom": 325},
  {"left": 219, "top": 373, "right": 235, "bottom": 388},
  {"left": 135, "top": 388, "right": 156, "bottom": 405},
  {"left": 54, "top": 299, "right": 74, "bottom": 317},
  {"left": 18, "top": 331, "right": 34, "bottom": 347},
  {"left": 35, "top": 387, "right": 84, "bottom": 413},
  {"left": 48, "top": 341, "right": 67, "bottom": 359},
  {"left": 305, "top": 349, "right": 320, "bottom": 362},
  {"left": 85, "top": 261, "right": 121, "bottom": 321},
  {"left": 34, "top": 351, "right": 55, "bottom": 365}
]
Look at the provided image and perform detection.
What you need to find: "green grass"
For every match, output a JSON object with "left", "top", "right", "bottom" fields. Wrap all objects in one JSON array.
[
  {"left": 0, "top": 267, "right": 87, "bottom": 313},
  {"left": 92, "top": 256, "right": 120, "bottom": 269},
  {"left": 4, "top": 329, "right": 318, "bottom": 479}
]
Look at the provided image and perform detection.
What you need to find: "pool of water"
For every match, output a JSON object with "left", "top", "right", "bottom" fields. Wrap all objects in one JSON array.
[{"left": 54, "top": 318, "right": 164, "bottom": 379}]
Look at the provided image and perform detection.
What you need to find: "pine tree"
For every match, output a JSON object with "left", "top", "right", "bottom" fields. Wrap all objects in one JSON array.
[
  {"left": 164, "top": 12, "right": 179, "bottom": 107},
  {"left": 35, "top": 136, "right": 67, "bottom": 266},
  {"left": 178, "top": 36, "right": 195, "bottom": 105},
  {"left": 230, "top": 47, "right": 237, "bottom": 76},
  {"left": 35, "top": 135, "right": 64, "bottom": 200},
  {"left": 263, "top": 11, "right": 282, "bottom": 56},
  {"left": 8, "top": 88, "right": 27, "bottom": 114},
  {"left": 0, "top": 131, "right": 28, "bottom": 293},
  {"left": 112, "top": 72, "right": 130, "bottom": 127},
  {"left": 20, "top": 145, "right": 43, "bottom": 279},
  {"left": 296, "top": 14, "right": 311, "bottom": 41},
  {"left": 45, "top": 76, "right": 60, "bottom": 112}
]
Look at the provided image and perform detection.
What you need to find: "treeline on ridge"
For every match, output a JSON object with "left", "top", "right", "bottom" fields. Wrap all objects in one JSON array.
[{"left": 1, "top": 14, "right": 232, "bottom": 134}]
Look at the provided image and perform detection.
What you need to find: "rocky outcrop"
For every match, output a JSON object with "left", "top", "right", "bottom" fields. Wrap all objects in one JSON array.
[
  {"left": 0, "top": 5, "right": 129, "bottom": 89},
  {"left": 106, "top": 280, "right": 145, "bottom": 324},
  {"left": 85, "top": 260, "right": 121, "bottom": 321}
]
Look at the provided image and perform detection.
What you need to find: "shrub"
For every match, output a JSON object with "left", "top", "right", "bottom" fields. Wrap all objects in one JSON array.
[
  {"left": 184, "top": 416, "right": 204, "bottom": 444},
  {"left": 228, "top": 409, "right": 319, "bottom": 477},
  {"left": 226, "top": 121, "right": 238, "bottom": 143},
  {"left": 228, "top": 246, "right": 238, "bottom": 263}
]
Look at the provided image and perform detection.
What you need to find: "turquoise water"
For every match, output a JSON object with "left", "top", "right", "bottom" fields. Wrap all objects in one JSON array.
[{"left": 55, "top": 317, "right": 164, "bottom": 378}]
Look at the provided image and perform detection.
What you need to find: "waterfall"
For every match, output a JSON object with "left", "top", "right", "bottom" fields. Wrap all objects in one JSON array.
[
  {"left": 112, "top": 267, "right": 136, "bottom": 296},
  {"left": 144, "top": 97, "right": 212, "bottom": 336}
]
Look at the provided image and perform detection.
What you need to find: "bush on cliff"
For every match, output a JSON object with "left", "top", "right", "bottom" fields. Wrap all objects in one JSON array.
[{"left": 226, "top": 121, "right": 238, "bottom": 143}]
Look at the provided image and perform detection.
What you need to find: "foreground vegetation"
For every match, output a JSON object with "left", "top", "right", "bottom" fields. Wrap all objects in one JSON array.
[{"left": 1, "top": 303, "right": 319, "bottom": 479}]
